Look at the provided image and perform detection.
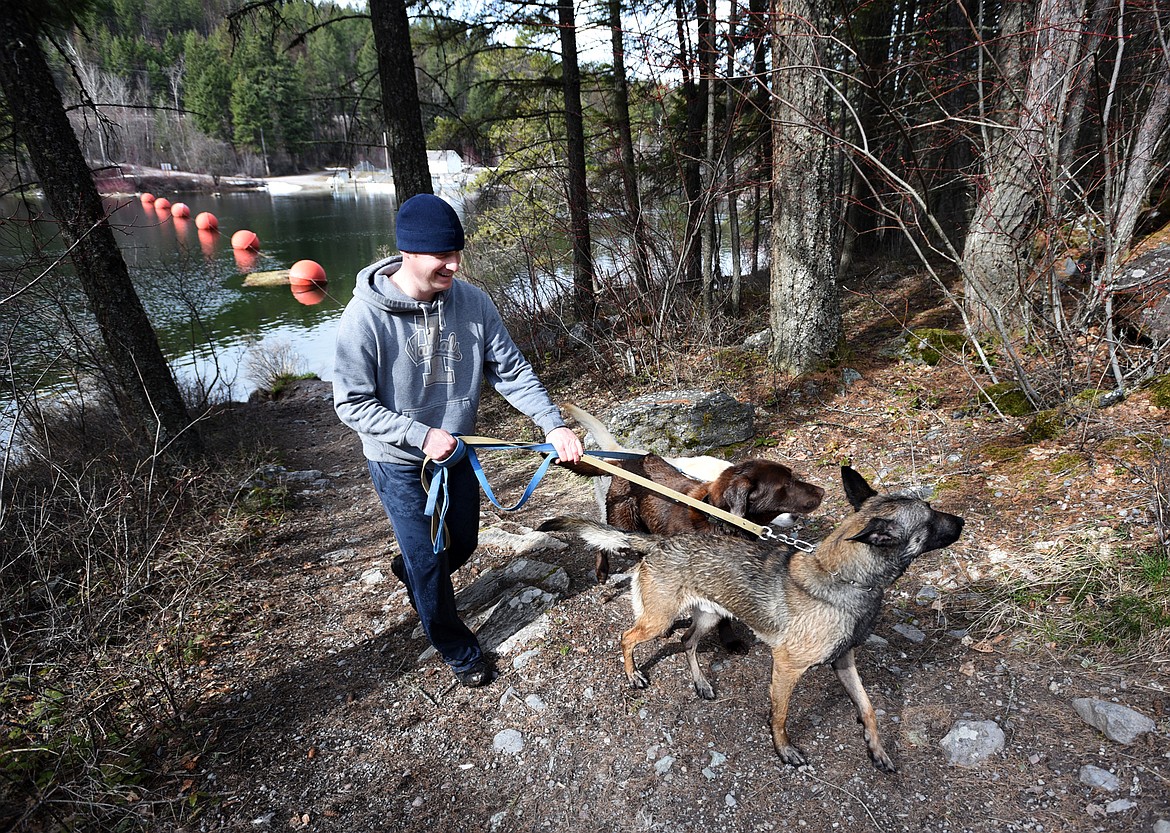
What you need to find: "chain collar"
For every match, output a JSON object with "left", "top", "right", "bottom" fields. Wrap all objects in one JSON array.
[{"left": 757, "top": 525, "right": 817, "bottom": 552}]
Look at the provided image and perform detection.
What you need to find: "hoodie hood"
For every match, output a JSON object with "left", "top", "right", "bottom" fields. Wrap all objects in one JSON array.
[{"left": 353, "top": 254, "right": 450, "bottom": 313}]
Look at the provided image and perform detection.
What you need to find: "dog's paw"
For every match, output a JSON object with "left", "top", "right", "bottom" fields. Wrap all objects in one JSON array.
[
  {"left": 775, "top": 744, "right": 808, "bottom": 768},
  {"left": 870, "top": 748, "right": 897, "bottom": 773},
  {"left": 694, "top": 680, "right": 716, "bottom": 700},
  {"left": 629, "top": 670, "right": 649, "bottom": 689}
]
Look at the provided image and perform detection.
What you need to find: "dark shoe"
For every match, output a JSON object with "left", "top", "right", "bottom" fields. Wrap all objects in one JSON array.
[{"left": 453, "top": 660, "right": 492, "bottom": 688}]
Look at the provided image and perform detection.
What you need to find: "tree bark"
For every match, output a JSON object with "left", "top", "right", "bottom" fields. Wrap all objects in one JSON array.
[
  {"left": 557, "top": 0, "right": 596, "bottom": 322},
  {"left": 960, "top": 0, "right": 1083, "bottom": 332},
  {"left": 1105, "top": 69, "right": 1170, "bottom": 284},
  {"left": 608, "top": 0, "right": 653, "bottom": 294},
  {"left": 700, "top": 0, "right": 718, "bottom": 313},
  {"left": 676, "top": 0, "right": 705, "bottom": 291},
  {"left": 726, "top": 12, "right": 743, "bottom": 316},
  {"left": 368, "top": 0, "right": 432, "bottom": 203},
  {"left": 769, "top": 0, "right": 842, "bottom": 376},
  {"left": 0, "top": 5, "right": 200, "bottom": 459}
]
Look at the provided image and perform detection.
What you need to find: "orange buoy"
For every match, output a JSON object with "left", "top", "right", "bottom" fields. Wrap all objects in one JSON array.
[
  {"left": 288, "top": 259, "right": 327, "bottom": 286},
  {"left": 171, "top": 202, "right": 190, "bottom": 218},
  {"left": 195, "top": 211, "right": 218, "bottom": 231},
  {"left": 292, "top": 283, "right": 328, "bottom": 305},
  {"left": 154, "top": 197, "right": 172, "bottom": 211},
  {"left": 231, "top": 229, "right": 260, "bottom": 251},
  {"left": 140, "top": 192, "right": 155, "bottom": 204}
]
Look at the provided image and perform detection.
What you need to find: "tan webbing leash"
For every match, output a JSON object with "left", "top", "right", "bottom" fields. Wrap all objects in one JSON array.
[{"left": 457, "top": 435, "right": 778, "bottom": 542}]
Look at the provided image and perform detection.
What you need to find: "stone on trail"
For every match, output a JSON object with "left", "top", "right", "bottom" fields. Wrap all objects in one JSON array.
[
  {"left": 1072, "top": 697, "right": 1156, "bottom": 744},
  {"left": 939, "top": 720, "right": 1005, "bottom": 767}
]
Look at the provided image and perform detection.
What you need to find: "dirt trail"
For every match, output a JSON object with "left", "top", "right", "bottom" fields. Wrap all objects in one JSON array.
[{"left": 187, "top": 377, "right": 1169, "bottom": 833}]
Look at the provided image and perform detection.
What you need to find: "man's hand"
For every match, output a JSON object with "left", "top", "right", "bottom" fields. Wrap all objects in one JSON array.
[
  {"left": 546, "top": 426, "right": 583, "bottom": 464},
  {"left": 422, "top": 428, "right": 459, "bottom": 461}
]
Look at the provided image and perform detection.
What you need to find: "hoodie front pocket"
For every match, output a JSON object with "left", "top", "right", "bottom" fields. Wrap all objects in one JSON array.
[{"left": 402, "top": 397, "right": 474, "bottom": 433}]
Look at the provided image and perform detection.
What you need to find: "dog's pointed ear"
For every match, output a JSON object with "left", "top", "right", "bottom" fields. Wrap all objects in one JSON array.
[
  {"left": 841, "top": 466, "right": 878, "bottom": 510},
  {"left": 847, "top": 517, "right": 901, "bottom": 547}
]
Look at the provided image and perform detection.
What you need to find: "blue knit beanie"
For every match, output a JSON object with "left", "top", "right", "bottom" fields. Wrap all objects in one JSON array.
[{"left": 395, "top": 194, "right": 465, "bottom": 253}]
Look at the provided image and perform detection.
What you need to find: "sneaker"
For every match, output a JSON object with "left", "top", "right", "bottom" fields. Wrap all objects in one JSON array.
[{"left": 453, "top": 659, "right": 492, "bottom": 688}]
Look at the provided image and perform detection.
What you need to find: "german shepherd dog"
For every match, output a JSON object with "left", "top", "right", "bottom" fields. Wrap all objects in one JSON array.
[
  {"left": 559, "top": 404, "right": 824, "bottom": 582},
  {"left": 539, "top": 466, "right": 964, "bottom": 771}
]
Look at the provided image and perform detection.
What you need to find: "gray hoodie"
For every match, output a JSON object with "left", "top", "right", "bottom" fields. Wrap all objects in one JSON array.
[{"left": 332, "top": 255, "right": 566, "bottom": 464}]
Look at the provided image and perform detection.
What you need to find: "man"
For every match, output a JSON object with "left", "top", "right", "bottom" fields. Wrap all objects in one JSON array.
[{"left": 333, "top": 194, "right": 582, "bottom": 687}]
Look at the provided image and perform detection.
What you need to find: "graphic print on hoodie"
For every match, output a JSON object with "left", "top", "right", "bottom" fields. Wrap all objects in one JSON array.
[{"left": 408, "top": 308, "right": 462, "bottom": 388}]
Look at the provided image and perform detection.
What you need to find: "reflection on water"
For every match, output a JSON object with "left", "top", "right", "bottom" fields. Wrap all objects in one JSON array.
[{"left": 1, "top": 187, "right": 406, "bottom": 406}]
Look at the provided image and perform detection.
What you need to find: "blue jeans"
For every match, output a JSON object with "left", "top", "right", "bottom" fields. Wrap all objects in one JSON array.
[{"left": 367, "top": 458, "right": 483, "bottom": 672}]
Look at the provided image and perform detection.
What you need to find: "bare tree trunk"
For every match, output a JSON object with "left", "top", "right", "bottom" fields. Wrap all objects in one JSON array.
[
  {"left": 557, "top": 0, "right": 596, "bottom": 322},
  {"left": 769, "top": 0, "right": 842, "bottom": 375},
  {"left": 1105, "top": 70, "right": 1170, "bottom": 282},
  {"left": 0, "top": 7, "right": 200, "bottom": 459},
  {"left": 748, "top": 0, "right": 771, "bottom": 278},
  {"left": 700, "top": 0, "right": 718, "bottom": 313},
  {"left": 726, "top": 12, "right": 743, "bottom": 316},
  {"left": 608, "top": 0, "right": 653, "bottom": 293},
  {"left": 676, "top": 0, "right": 706, "bottom": 291},
  {"left": 368, "top": 0, "right": 432, "bottom": 202},
  {"left": 960, "top": 0, "right": 1084, "bottom": 333}
]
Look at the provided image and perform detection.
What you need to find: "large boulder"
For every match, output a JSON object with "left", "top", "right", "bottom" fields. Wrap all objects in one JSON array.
[{"left": 604, "top": 389, "right": 755, "bottom": 455}]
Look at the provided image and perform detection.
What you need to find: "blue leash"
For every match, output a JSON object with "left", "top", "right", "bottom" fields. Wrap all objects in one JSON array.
[{"left": 423, "top": 436, "right": 642, "bottom": 554}]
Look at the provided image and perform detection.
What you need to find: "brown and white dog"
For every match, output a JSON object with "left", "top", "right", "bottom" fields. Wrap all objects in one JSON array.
[{"left": 559, "top": 404, "right": 825, "bottom": 583}]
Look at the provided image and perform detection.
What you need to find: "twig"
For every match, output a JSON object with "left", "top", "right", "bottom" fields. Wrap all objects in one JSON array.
[{"left": 799, "top": 769, "right": 887, "bottom": 832}]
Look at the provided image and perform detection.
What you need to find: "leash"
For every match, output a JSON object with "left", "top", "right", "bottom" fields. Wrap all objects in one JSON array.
[
  {"left": 420, "top": 435, "right": 643, "bottom": 554},
  {"left": 422, "top": 434, "right": 806, "bottom": 552}
]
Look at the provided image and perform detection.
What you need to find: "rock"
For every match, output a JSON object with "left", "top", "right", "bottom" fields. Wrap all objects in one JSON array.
[
  {"left": 281, "top": 469, "right": 325, "bottom": 483},
  {"left": 359, "top": 567, "right": 385, "bottom": 585},
  {"left": 654, "top": 754, "right": 675, "bottom": 775},
  {"left": 1105, "top": 798, "right": 1136, "bottom": 814},
  {"left": 1072, "top": 698, "right": 1156, "bottom": 744},
  {"left": 1114, "top": 244, "right": 1170, "bottom": 341},
  {"left": 744, "top": 329, "right": 772, "bottom": 351},
  {"left": 939, "top": 720, "right": 1005, "bottom": 767},
  {"left": 492, "top": 729, "right": 524, "bottom": 755},
  {"left": 1079, "top": 764, "right": 1121, "bottom": 792},
  {"left": 417, "top": 558, "right": 567, "bottom": 661},
  {"left": 478, "top": 527, "right": 565, "bottom": 554},
  {"left": 1154, "top": 820, "right": 1170, "bottom": 833},
  {"left": 893, "top": 623, "right": 926, "bottom": 643},
  {"left": 454, "top": 558, "right": 569, "bottom": 613},
  {"left": 603, "top": 390, "right": 755, "bottom": 455},
  {"left": 915, "top": 586, "right": 941, "bottom": 606},
  {"left": 511, "top": 648, "right": 540, "bottom": 670}
]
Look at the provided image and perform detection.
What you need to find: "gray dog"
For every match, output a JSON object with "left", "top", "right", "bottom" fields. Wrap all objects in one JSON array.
[{"left": 539, "top": 466, "right": 964, "bottom": 771}]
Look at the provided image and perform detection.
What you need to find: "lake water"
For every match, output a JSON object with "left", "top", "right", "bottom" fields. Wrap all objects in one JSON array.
[{"left": 1, "top": 185, "right": 472, "bottom": 407}]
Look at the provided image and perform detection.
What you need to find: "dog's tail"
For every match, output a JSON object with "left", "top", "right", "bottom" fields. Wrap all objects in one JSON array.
[
  {"left": 563, "top": 403, "right": 640, "bottom": 453},
  {"left": 537, "top": 516, "right": 657, "bottom": 556}
]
